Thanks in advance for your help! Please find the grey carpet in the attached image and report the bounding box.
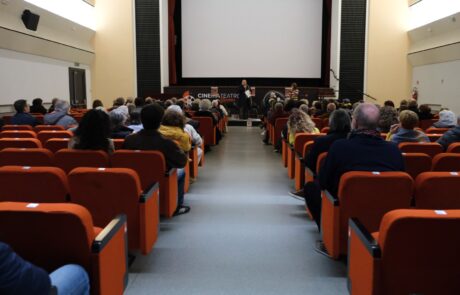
[125,127,347,295]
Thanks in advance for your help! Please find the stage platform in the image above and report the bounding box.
[228,118,262,127]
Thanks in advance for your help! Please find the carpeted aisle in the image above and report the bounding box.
[125,127,347,295]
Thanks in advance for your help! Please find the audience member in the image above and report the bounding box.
[30,98,47,114]
[319,103,336,119]
[290,82,300,99]
[377,106,398,133]
[69,109,114,154]
[386,110,429,144]
[437,123,460,151]
[48,98,59,113]
[433,110,457,128]
[268,102,288,125]
[0,241,90,295]
[11,99,40,126]
[127,110,143,133]
[108,97,125,112]
[287,109,319,145]
[159,108,192,152]
[109,110,132,139]
[384,100,395,108]
[398,99,409,112]
[44,100,77,129]
[122,103,189,216]
[195,99,222,145]
[92,99,104,110]
[418,104,434,120]
[407,99,420,117]
[145,97,154,105]
[306,103,404,230]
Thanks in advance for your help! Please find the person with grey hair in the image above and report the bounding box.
[109,110,133,139]
[44,99,77,129]
[308,103,404,233]
[433,110,457,128]
[194,98,222,146]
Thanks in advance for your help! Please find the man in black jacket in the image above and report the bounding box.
[306,103,404,230]
[123,103,190,215]
[10,99,40,126]
[437,124,460,151]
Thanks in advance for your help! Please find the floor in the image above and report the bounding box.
[125,127,347,295]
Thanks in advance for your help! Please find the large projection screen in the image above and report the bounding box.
[181,0,323,79]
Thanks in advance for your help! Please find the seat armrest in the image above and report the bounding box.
[140,182,159,203]
[165,168,176,177]
[306,167,316,179]
[295,151,303,161]
[92,214,127,252]
[324,190,340,206]
[349,218,381,258]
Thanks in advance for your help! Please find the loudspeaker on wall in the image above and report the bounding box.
[22,9,40,31]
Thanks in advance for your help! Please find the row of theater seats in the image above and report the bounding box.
[265,118,460,293]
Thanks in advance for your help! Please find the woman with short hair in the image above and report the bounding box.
[387,110,429,144]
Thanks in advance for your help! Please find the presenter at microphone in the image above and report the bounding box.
[238,79,251,119]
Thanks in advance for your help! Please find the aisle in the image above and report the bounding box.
[126,127,347,295]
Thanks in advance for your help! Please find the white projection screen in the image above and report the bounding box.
[181,0,323,79]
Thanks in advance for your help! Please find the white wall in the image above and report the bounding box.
[160,0,169,91]
[0,48,91,113]
[412,60,460,114]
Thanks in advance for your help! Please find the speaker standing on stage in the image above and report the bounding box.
[238,79,251,119]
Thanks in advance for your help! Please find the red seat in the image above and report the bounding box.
[312,118,323,130]
[55,149,110,173]
[426,127,450,134]
[0,138,42,150]
[69,167,159,255]
[37,130,73,145]
[0,166,69,202]
[2,125,33,131]
[193,117,216,146]
[432,153,460,171]
[402,152,432,179]
[320,127,330,133]
[34,125,65,132]
[111,150,178,218]
[44,138,71,153]
[427,134,442,142]
[0,202,128,295]
[290,133,322,181]
[348,209,460,295]
[0,130,37,139]
[0,148,55,167]
[113,139,124,150]
[419,119,438,130]
[399,142,443,158]
[322,171,413,259]
[415,172,460,209]
[447,142,460,153]
[273,117,288,147]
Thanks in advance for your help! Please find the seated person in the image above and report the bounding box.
[418,104,434,120]
[377,106,398,133]
[268,102,288,126]
[68,109,114,154]
[44,100,77,129]
[386,110,429,144]
[30,98,47,114]
[437,123,460,151]
[127,110,143,133]
[433,110,457,128]
[92,99,106,112]
[159,108,192,153]
[287,109,319,145]
[122,103,190,216]
[109,110,133,139]
[11,99,40,126]
[318,103,336,119]
[194,99,222,145]
[0,241,89,295]
[306,103,404,230]
[47,98,58,113]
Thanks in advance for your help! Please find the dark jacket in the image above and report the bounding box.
[122,129,188,169]
[30,105,47,115]
[437,126,460,151]
[0,242,51,295]
[10,113,39,126]
[194,111,218,125]
[110,126,133,139]
[319,132,405,196]
[238,85,250,106]
[305,131,349,174]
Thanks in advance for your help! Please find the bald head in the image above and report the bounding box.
[352,103,380,130]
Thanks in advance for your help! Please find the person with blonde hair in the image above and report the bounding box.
[386,110,429,144]
[159,108,191,152]
[287,108,319,145]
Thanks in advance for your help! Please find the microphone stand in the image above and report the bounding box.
[330,69,378,102]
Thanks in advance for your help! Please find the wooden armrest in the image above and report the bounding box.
[349,218,381,258]
[92,214,127,252]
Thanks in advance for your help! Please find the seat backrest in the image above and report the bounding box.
[378,209,460,294]
[274,118,288,144]
[447,142,460,153]
[0,138,42,150]
[402,152,432,179]
[316,152,328,174]
[312,118,323,130]
[419,119,438,130]
[193,117,214,146]
[427,134,442,142]
[432,153,460,172]
[0,202,94,273]
[44,138,71,153]
[399,142,443,158]
[111,150,166,190]
[426,127,450,134]
[415,172,460,209]
[2,115,12,124]
[0,166,69,203]
[37,130,73,145]
[338,171,413,251]
[34,125,65,133]
[0,130,37,139]
[320,127,330,133]
[113,139,124,150]
[294,133,323,155]
[68,167,141,248]
[0,148,55,167]
[2,125,33,131]
[55,149,110,173]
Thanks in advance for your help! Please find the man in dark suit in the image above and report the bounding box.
[305,103,404,230]
[238,79,250,119]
